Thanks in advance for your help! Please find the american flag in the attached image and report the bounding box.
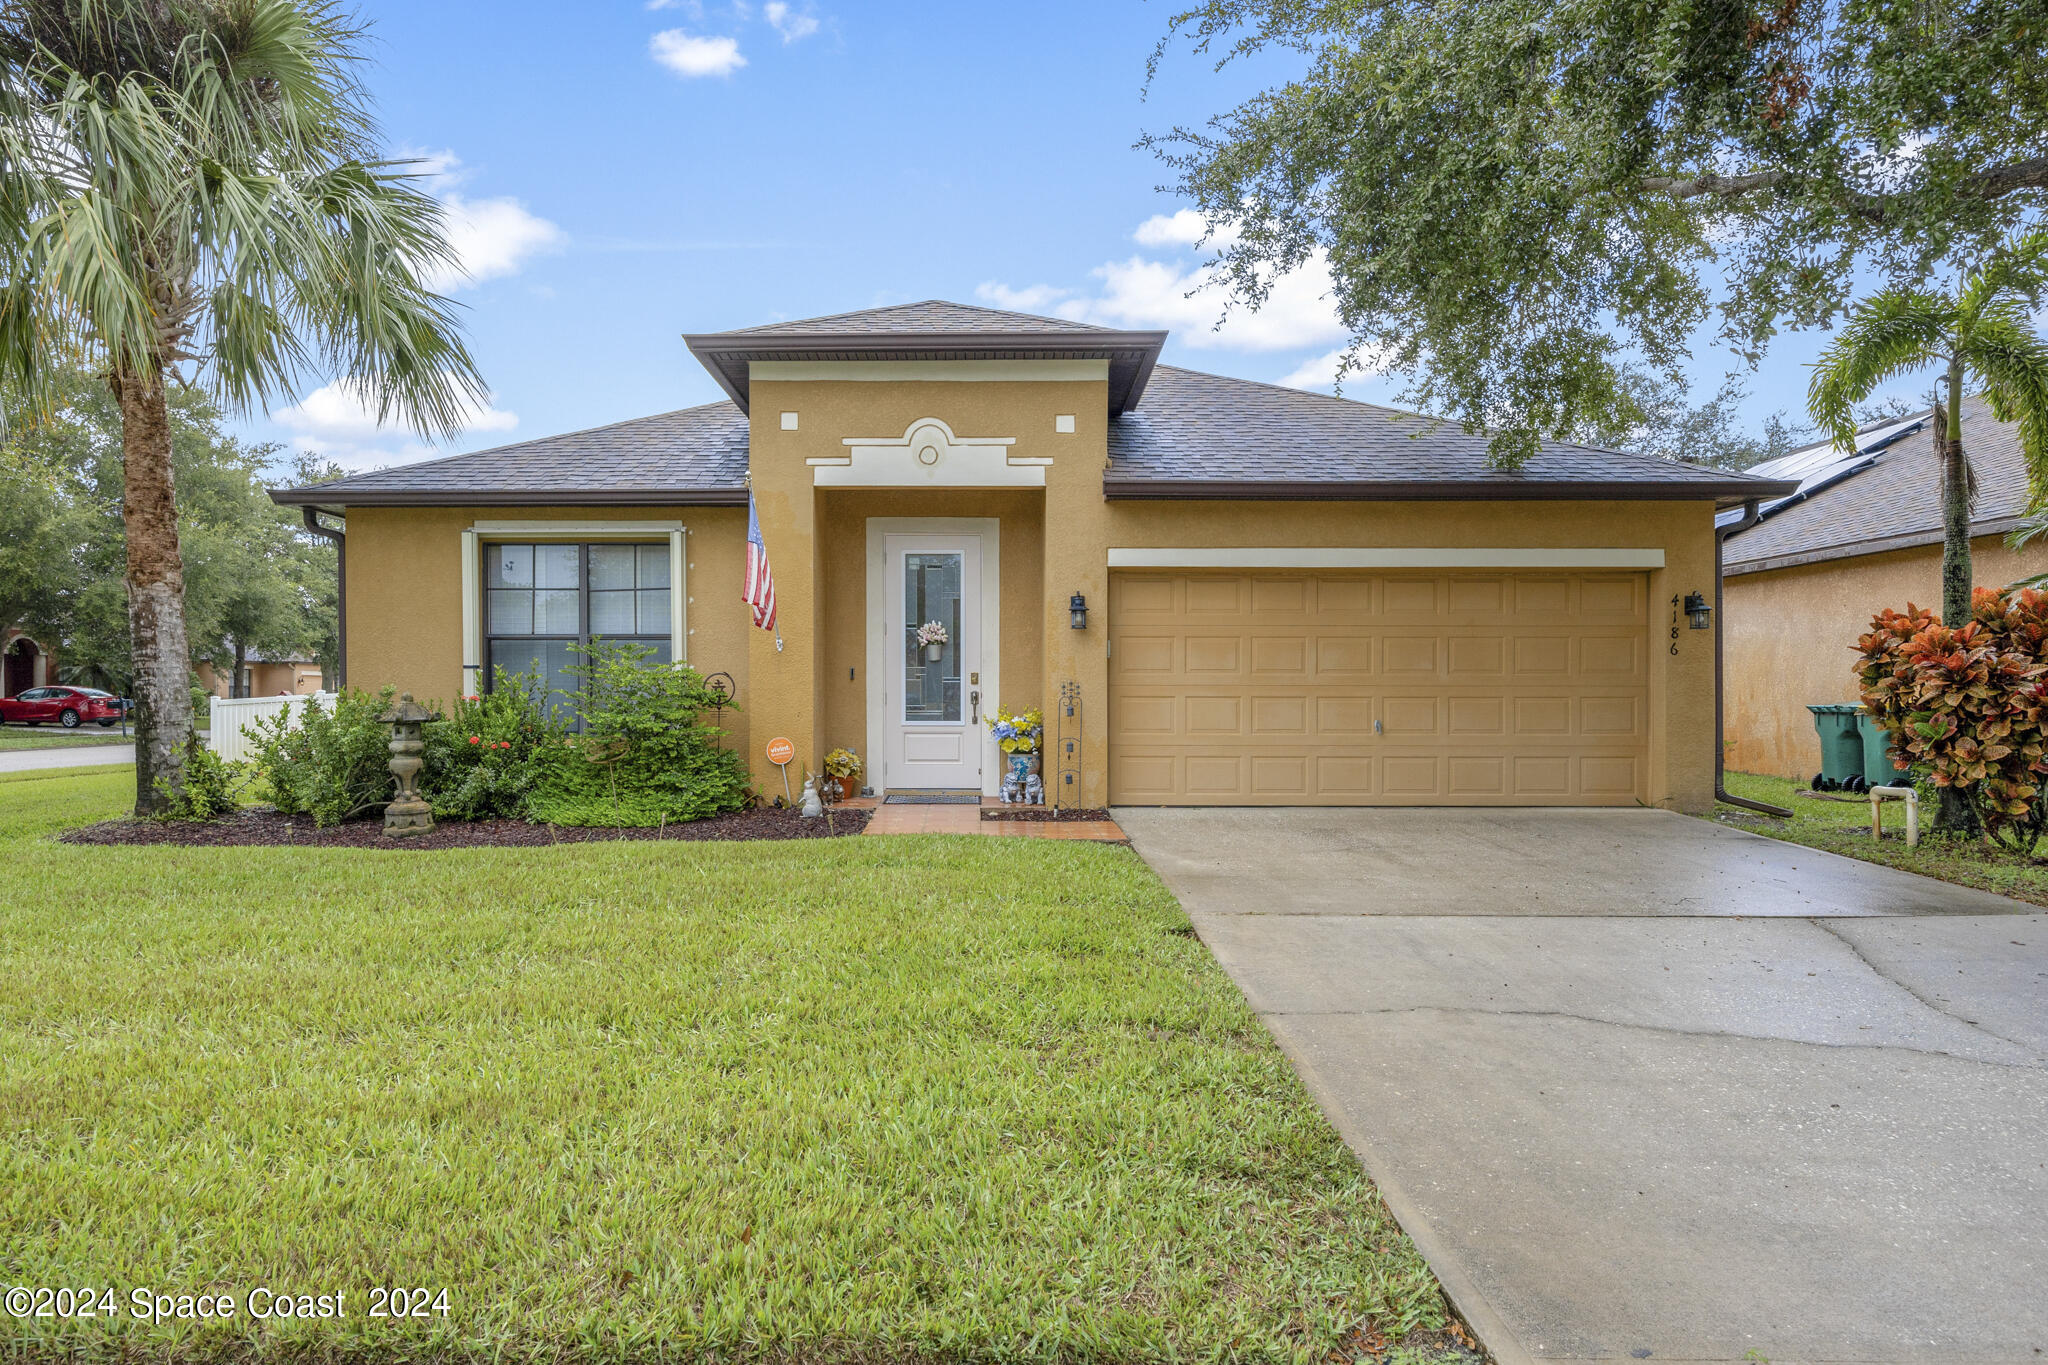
[744,494,777,632]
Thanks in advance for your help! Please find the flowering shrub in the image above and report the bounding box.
[421,671,564,822]
[915,620,949,648]
[1856,588,2048,852]
[986,705,1043,755]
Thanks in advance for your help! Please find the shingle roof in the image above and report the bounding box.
[268,402,749,507]
[267,352,1800,510]
[1104,367,1797,503]
[712,300,1117,336]
[1724,395,2031,572]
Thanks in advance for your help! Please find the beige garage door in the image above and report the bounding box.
[1108,570,1650,805]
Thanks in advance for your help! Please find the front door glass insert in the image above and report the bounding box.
[902,552,962,723]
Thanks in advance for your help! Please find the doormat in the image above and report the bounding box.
[883,791,981,805]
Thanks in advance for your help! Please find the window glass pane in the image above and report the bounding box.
[489,639,579,723]
[903,551,962,723]
[589,544,636,590]
[487,589,533,635]
[533,588,580,634]
[487,544,532,589]
[534,544,581,589]
[589,590,635,636]
[622,638,673,666]
[637,544,670,589]
[637,589,670,633]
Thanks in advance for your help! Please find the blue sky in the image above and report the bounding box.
[251,0,1900,471]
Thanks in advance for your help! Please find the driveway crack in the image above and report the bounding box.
[1809,919,2036,1052]
[1258,1005,2046,1071]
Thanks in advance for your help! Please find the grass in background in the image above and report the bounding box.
[0,766,1449,1364]
[1716,770,2048,905]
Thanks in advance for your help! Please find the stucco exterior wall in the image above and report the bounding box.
[341,503,750,752]
[745,376,1103,796]
[1724,534,2048,780]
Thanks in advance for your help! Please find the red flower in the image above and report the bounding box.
[468,735,481,745]
[498,741,511,750]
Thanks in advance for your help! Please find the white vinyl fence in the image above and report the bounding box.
[208,692,337,764]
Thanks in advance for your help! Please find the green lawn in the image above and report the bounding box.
[0,723,134,750]
[1717,770,2048,905]
[0,765,1450,1364]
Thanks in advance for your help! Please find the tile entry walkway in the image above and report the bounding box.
[845,796,1126,841]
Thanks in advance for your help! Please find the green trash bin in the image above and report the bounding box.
[1807,703,1866,790]
[1856,711,1900,787]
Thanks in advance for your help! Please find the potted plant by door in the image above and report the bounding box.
[986,706,1044,803]
[822,747,862,803]
[916,620,948,662]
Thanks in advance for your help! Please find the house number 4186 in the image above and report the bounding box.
[1668,595,1683,655]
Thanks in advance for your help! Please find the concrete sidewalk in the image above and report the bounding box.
[0,743,135,773]
[1119,807,2048,1365]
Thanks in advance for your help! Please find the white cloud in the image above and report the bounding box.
[650,29,746,77]
[431,194,566,291]
[1132,209,1235,250]
[275,380,519,472]
[1277,349,1355,390]
[645,0,699,11]
[979,209,1347,352]
[764,1,819,41]
[394,147,564,293]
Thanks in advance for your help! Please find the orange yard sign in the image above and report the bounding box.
[765,736,796,767]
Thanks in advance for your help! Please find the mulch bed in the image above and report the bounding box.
[980,807,1115,822]
[59,805,872,849]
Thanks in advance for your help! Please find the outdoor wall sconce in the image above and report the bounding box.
[1684,591,1712,629]
[1069,591,1089,630]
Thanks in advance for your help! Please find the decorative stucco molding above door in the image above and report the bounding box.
[810,416,1050,487]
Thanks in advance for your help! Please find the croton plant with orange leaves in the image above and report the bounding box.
[1856,588,2048,852]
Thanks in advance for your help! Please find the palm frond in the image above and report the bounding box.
[1807,289,1951,448]
[1959,225,2048,328]
[0,0,484,437]
[1968,309,2048,510]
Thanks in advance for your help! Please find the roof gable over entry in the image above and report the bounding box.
[682,300,1167,416]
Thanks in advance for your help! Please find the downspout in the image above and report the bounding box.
[301,507,345,690]
[1715,498,1792,817]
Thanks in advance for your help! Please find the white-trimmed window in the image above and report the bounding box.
[462,522,687,706]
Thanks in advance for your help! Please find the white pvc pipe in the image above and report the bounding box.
[1868,785,1919,849]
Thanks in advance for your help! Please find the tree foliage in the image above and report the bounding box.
[1148,0,2048,463]
[0,365,337,687]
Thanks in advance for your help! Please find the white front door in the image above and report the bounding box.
[882,533,983,792]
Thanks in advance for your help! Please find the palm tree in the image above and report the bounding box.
[0,0,485,813]
[1809,229,2048,830]
[1810,229,2048,628]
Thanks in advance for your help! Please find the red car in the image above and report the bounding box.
[0,686,126,728]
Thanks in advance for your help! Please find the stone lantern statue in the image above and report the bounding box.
[378,692,439,838]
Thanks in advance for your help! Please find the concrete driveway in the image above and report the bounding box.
[1118,808,2048,1365]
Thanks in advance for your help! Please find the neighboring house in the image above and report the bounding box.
[2,628,56,700]
[195,652,328,699]
[1722,395,2045,781]
[269,301,1792,810]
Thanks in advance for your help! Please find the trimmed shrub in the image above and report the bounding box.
[421,671,565,821]
[153,739,243,821]
[1857,588,2048,852]
[528,642,751,827]
[244,687,397,828]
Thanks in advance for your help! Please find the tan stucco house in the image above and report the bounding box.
[270,301,1793,811]
[1723,395,2045,781]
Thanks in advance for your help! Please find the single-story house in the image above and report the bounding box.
[1723,395,2045,781]
[270,301,1794,810]
[3,628,56,699]
[195,652,328,699]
